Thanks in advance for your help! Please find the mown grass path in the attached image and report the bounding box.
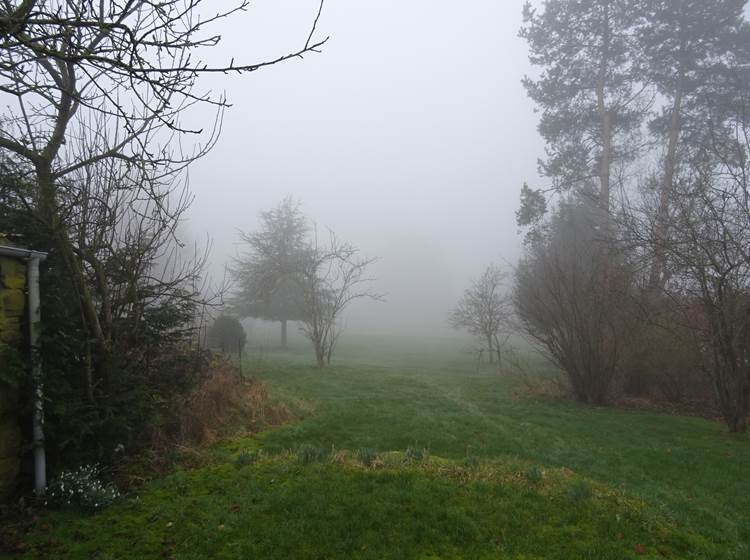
[15,336,750,559]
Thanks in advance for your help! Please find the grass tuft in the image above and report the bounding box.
[567,480,593,504]
[297,444,329,465]
[523,465,544,485]
[234,450,261,468]
[355,447,378,467]
[404,445,428,463]
[464,455,480,469]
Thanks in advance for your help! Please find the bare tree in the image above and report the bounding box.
[297,229,380,368]
[0,0,327,357]
[450,265,510,365]
[660,88,750,432]
[56,132,220,396]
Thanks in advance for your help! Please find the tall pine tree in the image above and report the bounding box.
[638,0,750,289]
[521,0,646,216]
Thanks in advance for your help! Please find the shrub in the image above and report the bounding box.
[206,315,247,354]
[514,198,636,405]
[45,464,120,511]
[618,300,714,409]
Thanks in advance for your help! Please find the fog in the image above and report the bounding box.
[186,1,544,336]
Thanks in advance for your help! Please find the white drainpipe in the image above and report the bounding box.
[0,245,48,496]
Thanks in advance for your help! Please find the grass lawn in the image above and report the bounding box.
[11,335,750,559]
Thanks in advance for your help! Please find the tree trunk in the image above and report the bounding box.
[326,339,334,366]
[315,343,325,368]
[487,335,494,364]
[89,256,113,339]
[280,319,288,349]
[37,165,106,348]
[595,7,613,294]
[649,68,685,292]
[494,334,503,367]
[727,381,749,433]
[84,337,94,403]
[729,415,748,434]
[596,4,612,218]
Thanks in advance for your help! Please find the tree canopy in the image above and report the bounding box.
[232,198,310,347]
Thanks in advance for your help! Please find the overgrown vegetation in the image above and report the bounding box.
[0,0,327,496]
[297,444,329,465]
[2,183,216,470]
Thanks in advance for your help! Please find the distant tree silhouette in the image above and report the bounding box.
[451,266,510,364]
[232,198,309,348]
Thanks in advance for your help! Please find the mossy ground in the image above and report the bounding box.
[9,335,749,559]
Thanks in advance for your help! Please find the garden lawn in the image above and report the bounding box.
[14,335,750,559]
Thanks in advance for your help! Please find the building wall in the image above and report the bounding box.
[0,254,25,500]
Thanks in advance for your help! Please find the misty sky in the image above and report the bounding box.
[187,0,545,337]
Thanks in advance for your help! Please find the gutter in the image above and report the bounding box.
[0,244,48,496]
[0,245,48,262]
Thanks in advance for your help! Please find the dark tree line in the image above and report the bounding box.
[516,0,750,431]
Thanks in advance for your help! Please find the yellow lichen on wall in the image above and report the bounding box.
[0,254,25,500]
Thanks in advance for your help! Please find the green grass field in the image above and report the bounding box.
[14,335,750,559]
